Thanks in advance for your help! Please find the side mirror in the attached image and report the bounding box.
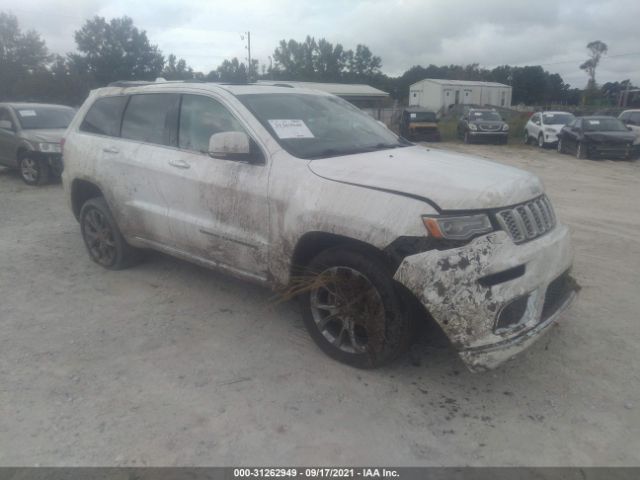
[208,131,258,163]
[0,120,13,130]
[628,126,633,131]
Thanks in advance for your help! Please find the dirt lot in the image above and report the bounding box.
[1,142,639,466]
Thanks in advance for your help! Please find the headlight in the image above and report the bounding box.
[422,214,493,241]
[468,124,478,131]
[38,142,62,153]
[502,124,509,131]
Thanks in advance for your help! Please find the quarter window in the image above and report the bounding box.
[179,95,246,153]
[121,94,179,146]
[80,96,128,137]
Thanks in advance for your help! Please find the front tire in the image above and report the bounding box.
[464,131,473,144]
[576,141,588,159]
[538,134,545,148]
[523,130,530,145]
[300,247,412,368]
[18,153,49,186]
[79,197,140,270]
[557,138,565,154]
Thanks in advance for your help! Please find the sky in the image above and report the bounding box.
[4,0,640,88]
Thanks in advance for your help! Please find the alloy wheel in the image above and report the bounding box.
[20,157,39,183]
[309,266,385,354]
[82,208,117,267]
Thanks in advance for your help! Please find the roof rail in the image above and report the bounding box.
[107,80,154,87]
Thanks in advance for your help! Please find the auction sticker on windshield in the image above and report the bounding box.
[268,119,315,139]
[18,110,37,117]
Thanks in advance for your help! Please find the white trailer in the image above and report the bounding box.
[409,79,512,114]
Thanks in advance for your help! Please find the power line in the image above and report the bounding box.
[530,51,640,67]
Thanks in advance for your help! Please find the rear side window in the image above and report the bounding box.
[80,96,128,137]
[121,94,179,146]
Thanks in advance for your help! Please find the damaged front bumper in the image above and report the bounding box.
[393,225,576,372]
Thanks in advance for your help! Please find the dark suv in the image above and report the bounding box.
[457,108,509,144]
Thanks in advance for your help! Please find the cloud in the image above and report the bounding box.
[5,0,640,87]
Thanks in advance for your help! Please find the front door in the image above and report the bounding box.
[0,107,19,166]
[155,93,271,280]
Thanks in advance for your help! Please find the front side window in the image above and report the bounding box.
[178,95,246,153]
[16,106,75,130]
[80,96,128,137]
[630,113,640,125]
[238,93,406,159]
[0,108,14,129]
[121,94,179,146]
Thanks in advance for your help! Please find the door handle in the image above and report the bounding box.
[103,147,119,154]
[168,159,190,169]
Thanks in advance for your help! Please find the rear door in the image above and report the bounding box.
[107,92,181,244]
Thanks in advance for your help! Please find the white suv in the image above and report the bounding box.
[524,111,575,148]
[619,110,640,142]
[62,81,576,371]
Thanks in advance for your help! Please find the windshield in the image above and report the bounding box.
[408,112,436,122]
[542,113,575,125]
[237,93,407,159]
[583,118,628,132]
[15,106,75,129]
[470,111,502,122]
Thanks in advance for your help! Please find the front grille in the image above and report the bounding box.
[479,124,500,131]
[495,195,556,244]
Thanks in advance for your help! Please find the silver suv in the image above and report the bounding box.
[62,81,577,371]
[0,102,75,185]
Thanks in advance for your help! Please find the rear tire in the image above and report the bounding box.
[79,197,141,270]
[18,153,49,186]
[300,247,412,368]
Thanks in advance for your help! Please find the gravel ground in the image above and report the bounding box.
[0,142,638,466]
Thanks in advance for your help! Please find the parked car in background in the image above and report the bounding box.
[399,108,441,141]
[618,109,640,141]
[0,102,76,185]
[62,81,576,372]
[557,116,639,160]
[457,108,509,144]
[524,111,575,148]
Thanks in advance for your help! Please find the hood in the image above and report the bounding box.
[308,145,544,211]
[20,129,65,143]
[584,131,636,143]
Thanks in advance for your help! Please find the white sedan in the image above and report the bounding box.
[524,111,575,148]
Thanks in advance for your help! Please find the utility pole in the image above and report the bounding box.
[243,31,252,83]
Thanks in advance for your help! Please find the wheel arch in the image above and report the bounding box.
[289,231,393,280]
[71,179,104,220]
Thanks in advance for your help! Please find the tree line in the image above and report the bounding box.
[0,12,635,108]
